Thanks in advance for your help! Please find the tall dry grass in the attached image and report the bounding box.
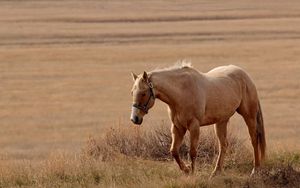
[0,123,299,187]
[84,124,251,167]
[1,0,300,159]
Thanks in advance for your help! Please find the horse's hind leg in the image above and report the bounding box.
[243,116,261,175]
[170,124,189,173]
[211,119,229,177]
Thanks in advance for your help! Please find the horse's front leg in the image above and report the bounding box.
[189,120,200,173]
[170,125,189,173]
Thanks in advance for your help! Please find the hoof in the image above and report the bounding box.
[182,165,191,174]
[250,167,261,178]
[209,170,222,179]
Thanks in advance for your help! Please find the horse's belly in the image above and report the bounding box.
[200,109,236,126]
[200,98,240,126]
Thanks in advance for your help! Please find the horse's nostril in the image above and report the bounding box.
[134,116,139,123]
[131,118,135,123]
[131,116,139,124]
[131,116,143,125]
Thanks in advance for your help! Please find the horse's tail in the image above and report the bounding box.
[256,101,266,161]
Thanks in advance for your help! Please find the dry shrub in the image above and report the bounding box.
[251,165,300,188]
[83,126,175,161]
[83,124,250,167]
[251,152,300,188]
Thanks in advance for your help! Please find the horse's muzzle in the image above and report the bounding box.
[131,115,143,125]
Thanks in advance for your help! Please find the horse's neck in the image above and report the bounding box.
[150,71,180,107]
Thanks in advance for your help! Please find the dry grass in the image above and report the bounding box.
[1,0,300,160]
[0,124,299,188]
[84,123,250,166]
[1,0,300,187]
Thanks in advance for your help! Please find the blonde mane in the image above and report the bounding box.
[150,60,192,73]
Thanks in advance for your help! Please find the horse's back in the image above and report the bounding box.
[207,65,246,79]
[207,65,257,90]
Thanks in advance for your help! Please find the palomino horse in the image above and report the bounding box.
[130,63,266,177]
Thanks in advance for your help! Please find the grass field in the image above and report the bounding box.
[1,0,300,187]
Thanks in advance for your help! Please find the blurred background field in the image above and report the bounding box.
[0,1,300,186]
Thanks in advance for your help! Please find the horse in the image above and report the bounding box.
[130,63,266,177]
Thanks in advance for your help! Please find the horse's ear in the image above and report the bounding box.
[142,71,148,81]
[131,72,138,81]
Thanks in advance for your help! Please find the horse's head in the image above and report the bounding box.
[130,71,155,125]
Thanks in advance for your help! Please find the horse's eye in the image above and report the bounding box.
[142,93,146,97]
